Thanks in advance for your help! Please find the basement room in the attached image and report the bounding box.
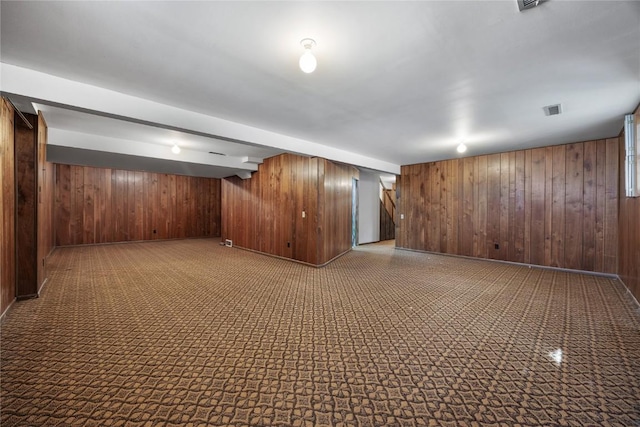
[1,1,639,426]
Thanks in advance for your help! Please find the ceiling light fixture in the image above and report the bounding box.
[457,143,467,153]
[299,38,317,73]
[171,144,181,154]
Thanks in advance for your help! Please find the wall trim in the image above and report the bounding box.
[394,246,619,279]
[55,236,222,249]
[617,275,640,309]
[229,244,352,268]
[0,298,16,320]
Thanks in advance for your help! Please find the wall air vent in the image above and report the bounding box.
[543,104,562,116]
[518,0,545,12]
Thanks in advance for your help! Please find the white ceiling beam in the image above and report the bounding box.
[1,64,401,174]
[47,128,259,171]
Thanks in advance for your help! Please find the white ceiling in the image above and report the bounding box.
[1,1,639,177]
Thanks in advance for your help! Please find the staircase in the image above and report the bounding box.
[380,184,395,241]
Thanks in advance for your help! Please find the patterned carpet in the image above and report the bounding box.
[1,239,639,426]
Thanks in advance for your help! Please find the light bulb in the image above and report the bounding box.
[299,51,317,73]
[172,144,181,154]
[299,38,317,73]
[457,143,467,153]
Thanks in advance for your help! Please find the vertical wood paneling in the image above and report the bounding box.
[603,138,619,274]
[476,156,488,259]
[36,112,54,290]
[524,150,532,264]
[15,113,38,297]
[529,148,546,266]
[543,146,553,266]
[582,140,597,271]
[74,166,84,245]
[319,158,358,264]
[618,107,640,299]
[308,157,319,265]
[594,140,607,272]
[501,153,511,260]
[221,154,355,266]
[398,139,619,273]
[461,157,474,257]
[564,143,584,270]
[514,150,526,263]
[55,164,71,247]
[551,145,566,267]
[54,165,221,245]
[14,112,53,298]
[1,99,16,315]
[487,154,501,259]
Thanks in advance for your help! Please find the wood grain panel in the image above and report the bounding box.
[513,150,526,263]
[618,107,638,300]
[319,158,358,264]
[529,148,546,266]
[380,200,395,241]
[13,111,53,298]
[36,112,54,291]
[603,138,619,274]
[564,143,584,270]
[54,165,221,245]
[487,154,501,259]
[221,154,356,266]
[1,99,16,316]
[550,145,565,268]
[398,139,619,273]
[461,157,474,256]
[15,113,38,298]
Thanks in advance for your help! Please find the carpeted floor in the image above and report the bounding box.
[1,239,639,426]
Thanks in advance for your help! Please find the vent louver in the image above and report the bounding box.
[518,0,545,11]
[543,104,562,116]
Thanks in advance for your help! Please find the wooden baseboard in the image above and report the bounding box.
[394,246,619,279]
[0,298,16,320]
[229,245,352,268]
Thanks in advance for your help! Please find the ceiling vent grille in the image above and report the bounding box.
[518,0,545,12]
[543,104,562,116]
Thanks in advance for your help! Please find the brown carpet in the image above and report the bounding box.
[1,239,639,426]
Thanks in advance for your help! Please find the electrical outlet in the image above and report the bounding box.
[494,243,500,250]
[287,242,291,248]
[302,211,306,218]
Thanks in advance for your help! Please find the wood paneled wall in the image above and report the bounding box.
[618,106,640,301]
[318,159,358,264]
[397,139,619,273]
[15,112,53,298]
[1,99,16,316]
[55,165,221,246]
[222,153,357,266]
[37,113,54,290]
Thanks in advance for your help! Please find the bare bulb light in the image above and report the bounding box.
[457,143,467,153]
[172,144,181,154]
[299,38,317,73]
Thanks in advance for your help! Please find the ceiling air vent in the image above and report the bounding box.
[518,0,545,12]
[543,104,562,116]
[209,151,226,156]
